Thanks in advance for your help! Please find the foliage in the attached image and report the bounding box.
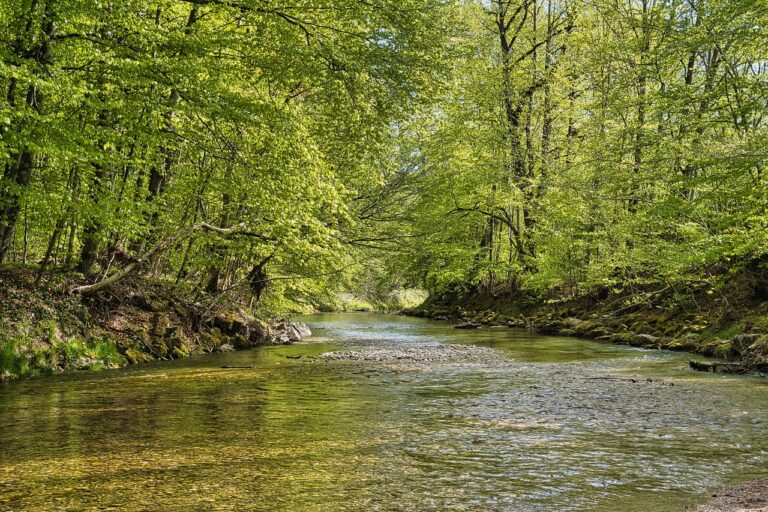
[1,0,766,313]
[384,0,768,300]
[0,0,448,308]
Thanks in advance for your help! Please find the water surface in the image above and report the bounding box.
[0,313,766,511]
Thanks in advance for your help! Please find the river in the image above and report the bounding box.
[0,313,766,511]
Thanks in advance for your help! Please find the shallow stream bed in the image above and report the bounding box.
[1,313,766,511]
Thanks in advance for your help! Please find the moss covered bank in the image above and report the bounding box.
[0,268,310,381]
[405,272,768,374]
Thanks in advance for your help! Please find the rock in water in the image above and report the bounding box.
[629,334,659,347]
[293,322,312,338]
[270,320,312,344]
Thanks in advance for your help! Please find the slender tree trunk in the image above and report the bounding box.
[22,205,28,264]
[64,221,77,269]
[0,0,55,265]
[79,163,107,274]
[629,73,645,212]
[37,217,65,281]
[138,6,199,259]
[525,1,538,181]
[540,0,556,187]
[629,0,651,213]
[205,185,233,293]
[37,168,77,280]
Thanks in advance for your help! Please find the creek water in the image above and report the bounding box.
[0,313,766,511]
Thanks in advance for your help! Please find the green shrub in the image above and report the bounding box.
[0,337,45,380]
[1,335,126,381]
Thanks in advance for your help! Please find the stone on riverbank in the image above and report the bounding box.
[629,334,659,347]
[410,299,768,373]
[731,334,762,355]
[211,310,312,346]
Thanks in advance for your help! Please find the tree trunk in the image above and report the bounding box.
[37,216,65,282]
[495,0,533,268]
[72,222,271,295]
[0,151,35,264]
[79,164,107,274]
[629,0,650,212]
[0,0,55,265]
[137,7,198,258]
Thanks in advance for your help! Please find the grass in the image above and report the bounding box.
[697,323,743,342]
[0,333,126,381]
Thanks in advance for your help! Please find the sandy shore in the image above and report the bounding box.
[698,479,768,511]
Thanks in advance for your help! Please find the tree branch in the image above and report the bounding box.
[71,222,273,295]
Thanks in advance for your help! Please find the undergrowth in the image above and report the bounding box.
[0,333,126,381]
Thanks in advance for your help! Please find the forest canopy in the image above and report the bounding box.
[1,0,766,311]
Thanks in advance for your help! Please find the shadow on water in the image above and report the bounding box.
[0,312,765,511]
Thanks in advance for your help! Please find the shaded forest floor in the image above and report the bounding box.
[0,267,309,381]
[406,259,768,374]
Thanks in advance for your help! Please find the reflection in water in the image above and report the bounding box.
[0,313,766,511]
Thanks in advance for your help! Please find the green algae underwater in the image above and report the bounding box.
[0,313,766,511]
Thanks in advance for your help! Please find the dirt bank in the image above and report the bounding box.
[698,478,768,511]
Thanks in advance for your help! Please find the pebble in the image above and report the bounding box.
[311,344,499,363]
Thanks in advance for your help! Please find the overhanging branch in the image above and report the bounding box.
[71,222,273,295]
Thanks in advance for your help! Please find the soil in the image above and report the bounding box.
[698,479,768,511]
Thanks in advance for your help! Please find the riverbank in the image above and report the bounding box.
[0,267,310,381]
[404,272,768,374]
[699,478,768,511]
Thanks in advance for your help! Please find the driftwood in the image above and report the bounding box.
[71,222,272,295]
[689,360,749,374]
